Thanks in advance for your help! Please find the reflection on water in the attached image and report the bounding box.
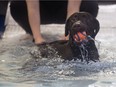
[1,80,116,87]
[0,80,96,87]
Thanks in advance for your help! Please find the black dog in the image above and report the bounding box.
[30,12,100,62]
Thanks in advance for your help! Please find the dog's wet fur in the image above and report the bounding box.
[31,12,100,62]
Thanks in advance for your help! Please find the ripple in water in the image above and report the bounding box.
[0,38,116,84]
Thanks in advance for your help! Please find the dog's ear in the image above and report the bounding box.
[91,18,100,38]
[85,13,100,38]
[65,19,70,36]
[68,33,74,45]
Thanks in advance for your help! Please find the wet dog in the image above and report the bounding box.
[31,12,100,62]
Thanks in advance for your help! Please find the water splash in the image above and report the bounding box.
[87,35,101,50]
[79,44,89,62]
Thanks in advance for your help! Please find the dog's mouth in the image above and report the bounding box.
[72,31,88,45]
[72,32,101,48]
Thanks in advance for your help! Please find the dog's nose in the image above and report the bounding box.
[71,22,87,33]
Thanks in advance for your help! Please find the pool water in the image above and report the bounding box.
[0,5,116,87]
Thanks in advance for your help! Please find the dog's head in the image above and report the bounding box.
[65,12,100,45]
